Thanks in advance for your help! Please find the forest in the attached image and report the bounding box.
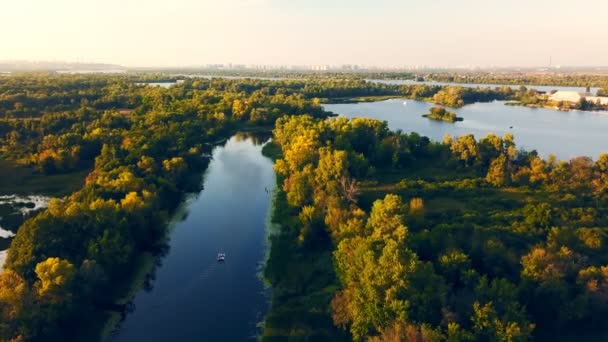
[0,74,607,341]
[130,69,608,97]
[416,72,608,92]
[263,116,608,341]
[0,74,327,341]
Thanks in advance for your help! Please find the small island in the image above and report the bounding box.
[422,106,463,122]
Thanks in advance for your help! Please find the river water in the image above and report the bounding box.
[324,99,608,160]
[112,134,276,341]
[108,93,608,341]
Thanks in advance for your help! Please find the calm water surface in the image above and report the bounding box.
[324,99,608,160]
[113,134,275,341]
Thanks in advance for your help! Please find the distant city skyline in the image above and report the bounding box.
[5,60,608,72]
[1,0,607,68]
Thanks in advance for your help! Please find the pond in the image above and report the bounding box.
[111,133,276,341]
[0,195,51,271]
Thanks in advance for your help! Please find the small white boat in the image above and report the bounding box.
[403,101,407,106]
[217,253,226,262]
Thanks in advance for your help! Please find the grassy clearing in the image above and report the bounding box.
[356,157,566,222]
[0,159,89,196]
[425,197,468,213]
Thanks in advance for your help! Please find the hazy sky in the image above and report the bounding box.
[1,0,607,67]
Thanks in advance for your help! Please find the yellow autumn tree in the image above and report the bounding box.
[121,191,146,212]
[34,257,75,304]
[0,270,29,341]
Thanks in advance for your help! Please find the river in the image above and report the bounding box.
[324,99,608,160]
[112,133,276,341]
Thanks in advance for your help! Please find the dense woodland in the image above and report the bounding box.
[131,69,608,97]
[0,74,327,341]
[417,72,608,94]
[264,115,608,341]
[0,74,607,341]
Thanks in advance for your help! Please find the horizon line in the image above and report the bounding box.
[3,59,608,72]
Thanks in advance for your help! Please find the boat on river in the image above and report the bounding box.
[217,253,226,262]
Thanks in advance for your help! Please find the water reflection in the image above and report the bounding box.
[324,99,608,160]
[233,131,273,145]
[112,134,275,341]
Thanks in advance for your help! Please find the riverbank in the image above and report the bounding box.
[505,101,608,113]
[0,153,94,273]
[261,185,348,341]
[106,131,279,342]
[73,128,267,341]
[78,252,156,341]
[81,172,210,342]
[260,142,349,341]
[322,95,403,104]
[96,183,219,341]
[0,160,86,266]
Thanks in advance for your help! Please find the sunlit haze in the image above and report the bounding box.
[1,0,607,67]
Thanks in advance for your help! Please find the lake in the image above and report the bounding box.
[367,79,601,95]
[324,99,608,160]
[112,134,275,341]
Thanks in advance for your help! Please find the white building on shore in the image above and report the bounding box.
[549,91,608,105]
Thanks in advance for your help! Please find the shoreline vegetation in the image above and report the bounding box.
[265,113,608,341]
[422,106,463,123]
[321,95,403,104]
[0,160,90,196]
[411,72,608,91]
[123,69,608,91]
[506,97,608,112]
[0,74,329,341]
[104,127,276,342]
[0,73,607,341]
[320,84,608,112]
[261,140,350,341]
